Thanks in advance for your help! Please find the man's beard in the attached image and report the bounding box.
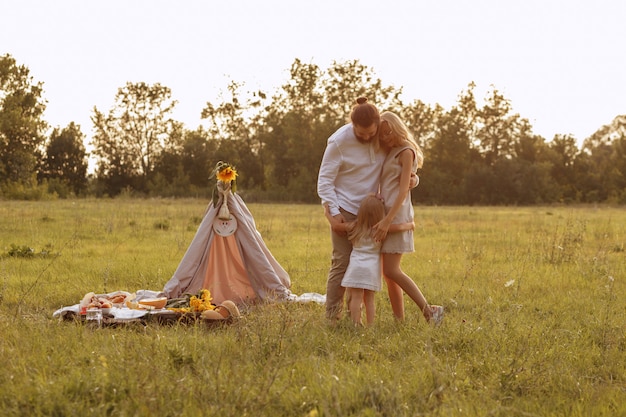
[355,134,374,144]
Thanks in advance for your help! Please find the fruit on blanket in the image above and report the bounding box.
[201,309,224,320]
[108,293,127,305]
[138,297,167,309]
[79,291,132,312]
[80,292,114,311]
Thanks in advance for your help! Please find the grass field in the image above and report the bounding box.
[0,199,624,416]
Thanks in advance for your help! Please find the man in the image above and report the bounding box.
[317,97,386,320]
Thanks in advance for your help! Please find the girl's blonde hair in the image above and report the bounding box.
[380,111,424,168]
[347,194,385,244]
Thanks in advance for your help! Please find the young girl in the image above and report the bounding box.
[326,194,414,326]
[373,111,444,325]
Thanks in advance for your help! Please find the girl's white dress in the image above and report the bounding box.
[381,146,417,254]
[341,236,382,291]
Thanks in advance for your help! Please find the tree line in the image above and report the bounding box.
[1,53,625,204]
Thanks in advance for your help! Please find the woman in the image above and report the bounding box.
[373,111,444,325]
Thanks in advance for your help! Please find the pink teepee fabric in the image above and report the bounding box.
[162,192,292,305]
[203,233,256,303]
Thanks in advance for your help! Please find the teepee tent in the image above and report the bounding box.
[162,164,292,305]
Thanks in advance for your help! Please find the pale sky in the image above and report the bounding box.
[2,0,625,146]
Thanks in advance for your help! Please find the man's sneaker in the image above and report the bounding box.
[430,305,444,326]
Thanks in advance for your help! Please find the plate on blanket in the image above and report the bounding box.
[112,309,148,321]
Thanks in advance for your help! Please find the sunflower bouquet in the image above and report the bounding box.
[211,161,238,220]
[211,161,238,207]
[214,161,238,184]
[166,289,216,313]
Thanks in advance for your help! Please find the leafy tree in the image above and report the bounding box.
[180,127,219,189]
[0,54,47,185]
[41,122,88,195]
[475,86,522,165]
[421,84,477,204]
[323,59,403,121]
[609,134,626,202]
[201,81,268,191]
[578,115,626,202]
[400,100,442,148]
[262,59,404,201]
[91,82,181,195]
[261,60,326,198]
[546,134,580,202]
[505,122,559,204]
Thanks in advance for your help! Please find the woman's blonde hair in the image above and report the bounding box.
[380,111,424,168]
[347,194,385,244]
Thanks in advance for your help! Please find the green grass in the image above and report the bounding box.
[1,199,624,416]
